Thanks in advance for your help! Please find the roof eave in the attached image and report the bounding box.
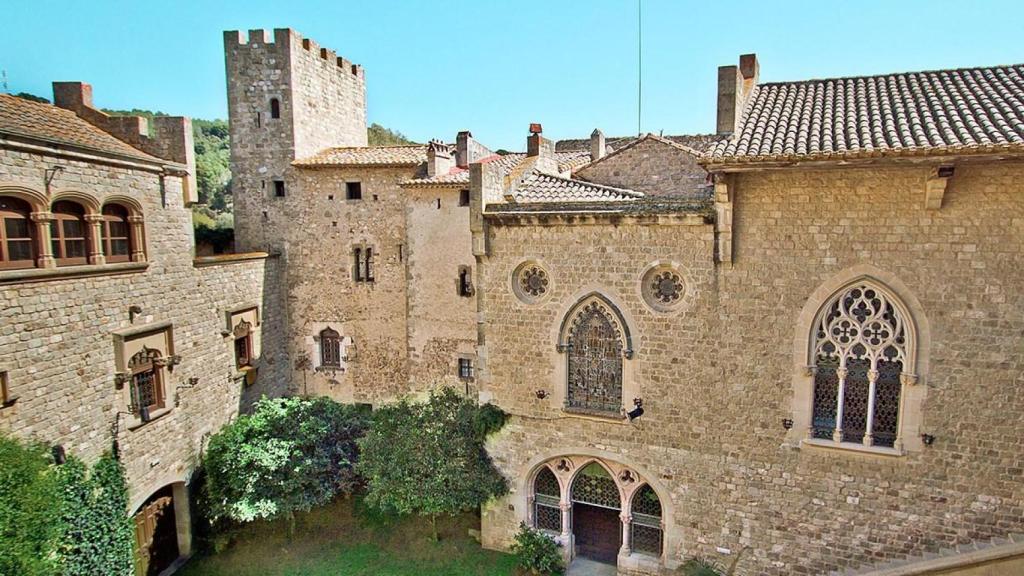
[0,130,186,173]
[703,146,1024,172]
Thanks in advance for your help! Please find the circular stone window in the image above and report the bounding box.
[641,265,688,312]
[512,261,551,304]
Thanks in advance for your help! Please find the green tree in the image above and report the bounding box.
[357,388,508,541]
[0,435,62,576]
[511,523,564,575]
[203,396,369,533]
[13,92,50,104]
[57,453,134,576]
[367,123,417,146]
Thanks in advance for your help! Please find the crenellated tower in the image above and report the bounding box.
[224,28,367,251]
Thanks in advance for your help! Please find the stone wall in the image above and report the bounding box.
[575,137,710,198]
[285,166,412,405]
[0,145,288,510]
[478,161,1024,575]
[405,185,477,393]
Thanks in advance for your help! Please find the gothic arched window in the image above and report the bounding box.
[810,281,913,448]
[560,295,631,415]
[320,327,341,368]
[630,484,663,556]
[533,466,561,533]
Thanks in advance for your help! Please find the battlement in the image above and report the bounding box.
[223,28,364,79]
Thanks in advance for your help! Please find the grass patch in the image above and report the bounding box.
[179,496,517,576]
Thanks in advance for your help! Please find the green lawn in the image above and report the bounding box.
[178,497,519,576]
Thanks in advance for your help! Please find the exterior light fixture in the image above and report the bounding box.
[921,433,936,446]
[937,166,955,178]
[535,389,549,399]
[627,398,644,421]
[782,418,794,430]
[51,444,66,465]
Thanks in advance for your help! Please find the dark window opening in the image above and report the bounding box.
[346,182,362,200]
[270,98,281,119]
[319,327,342,368]
[459,189,470,206]
[373,194,379,202]
[436,198,441,209]
[458,266,473,297]
[458,358,474,380]
[255,112,261,128]
[273,180,286,198]
[0,371,10,407]
[353,246,374,283]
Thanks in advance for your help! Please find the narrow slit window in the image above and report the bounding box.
[270,98,281,119]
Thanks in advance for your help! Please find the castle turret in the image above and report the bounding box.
[224,28,367,251]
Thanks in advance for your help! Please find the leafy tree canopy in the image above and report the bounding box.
[367,123,417,146]
[203,396,370,527]
[357,388,508,540]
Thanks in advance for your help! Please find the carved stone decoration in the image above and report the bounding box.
[557,458,573,473]
[641,264,689,313]
[512,261,551,304]
[619,469,636,484]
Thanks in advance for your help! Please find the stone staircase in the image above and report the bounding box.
[831,533,1024,576]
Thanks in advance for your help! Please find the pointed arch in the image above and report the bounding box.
[557,293,633,415]
[557,292,633,354]
[531,465,562,533]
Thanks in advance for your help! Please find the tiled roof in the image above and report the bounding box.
[512,171,643,203]
[556,133,725,154]
[295,145,427,167]
[402,151,599,187]
[0,94,163,163]
[403,167,470,187]
[710,64,1024,164]
[555,150,592,172]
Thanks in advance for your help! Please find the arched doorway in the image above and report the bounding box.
[133,484,185,576]
[570,462,621,564]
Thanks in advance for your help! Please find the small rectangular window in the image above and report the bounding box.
[458,358,474,380]
[346,182,362,200]
[458,266,473,297]
[273,180,286,198]
[459,189,470,206]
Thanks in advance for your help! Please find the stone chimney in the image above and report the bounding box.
[590,129,606,161]
[526,123,553,158]
[716,53,759,135]
[426,139,453,177]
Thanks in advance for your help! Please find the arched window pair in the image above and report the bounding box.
[0,194,143,270]
[533,461,663,558]
[808,280,917,449]
[557,294,632,416]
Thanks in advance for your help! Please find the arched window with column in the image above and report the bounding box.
[630,484,663,556]
[100,203,131,263]
[809,281,914,448]
[533,466,562,533]
[50,200,89,266]
[0,196,35,269]
[558,294,632,416]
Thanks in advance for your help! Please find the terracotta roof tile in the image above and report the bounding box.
[556,134,725,154]
[711,63,1024,163]
[295,145,427,167]
[0,94,162,163]
[512,171,643,203]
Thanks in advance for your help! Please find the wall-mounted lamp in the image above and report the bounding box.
[627,398,644,421]
[921,433,936,446]
[782,418,794,430]
[535,389,549,400]
[51,444,66,465]
[166,354,183,372]
[128,305,143,324]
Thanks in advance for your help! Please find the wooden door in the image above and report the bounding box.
[573,502,621,564]
[133,494,174,576]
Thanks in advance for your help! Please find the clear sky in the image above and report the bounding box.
[2,0,1022,150]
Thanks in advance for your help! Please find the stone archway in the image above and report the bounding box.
[131,482,191,576]
[570,461,622,564]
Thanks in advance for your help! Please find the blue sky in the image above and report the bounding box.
[2,1,1022,150]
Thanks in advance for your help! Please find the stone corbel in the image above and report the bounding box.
[713,173,734,264]
[925,166,954,210]
[900,373,919,386]
[801,365,818,377]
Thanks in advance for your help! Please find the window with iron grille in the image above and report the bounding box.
[810,282,910,448]
[233,320,253,369]
[457,358,474,380]
[320,327,342,368]
[630,484,662,556]
[534,466,561,533]
[128,347,164,420]
[571,462,620,509]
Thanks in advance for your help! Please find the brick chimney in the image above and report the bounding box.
[716,53,759,135]
[526,123,553,158]
[426,139,453,177]
[590,128,606,161]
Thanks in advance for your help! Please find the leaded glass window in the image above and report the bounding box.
[320,327,341,368]
[128,347,163,418]
[810,282,910,448]
[565,300,625,414]
[571,462,620,509]
[533,466,561,533]
[631,485,662,556]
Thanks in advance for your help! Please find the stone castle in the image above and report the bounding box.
[0,26,1022,575]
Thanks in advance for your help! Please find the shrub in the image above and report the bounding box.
[511,523,564,575]
[357,388,508,540]
[203,396,369,530]
[57,453,134,576]
[678,558,725,576]
[0,435,62,576]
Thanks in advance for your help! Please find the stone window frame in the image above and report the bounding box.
[510,259,552,305]
[113,321,176,429]
[224,305,261,380]
[788,265,930,456]
[269,97,281,120]
[637,260,693,315]
[0,185,147,279]
[0,195,35,270]
[272,180,286,198]
[550,290,638,421]
[319,327,342,369]
[457,265,474,297]
[352,244,374,283]
[308,322,353,373]
[522,454,671,570]
[457,357,475,381]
